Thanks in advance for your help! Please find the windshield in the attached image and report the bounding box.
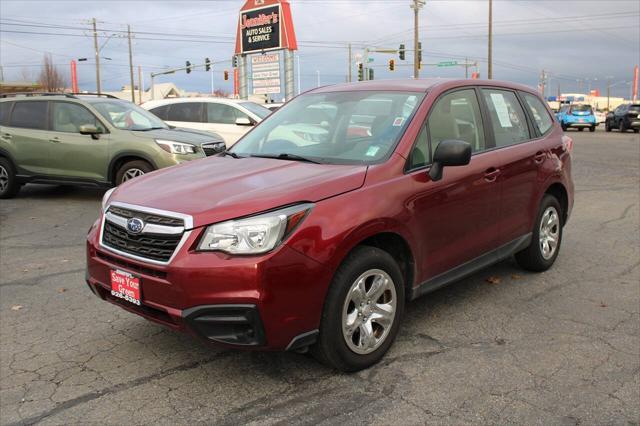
[92,100,168,131]
[629,104,640,112]
[240,102,271,120]
[570,104,593,114]
[231,91,424,165]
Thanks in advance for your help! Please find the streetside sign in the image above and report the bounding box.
[251,53,281,95]
[437,61,458,67]
[235,0,297,55]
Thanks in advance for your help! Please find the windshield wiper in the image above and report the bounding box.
[222,151,241,159]
[250,153,321,164]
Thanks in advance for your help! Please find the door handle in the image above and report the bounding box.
[533,151,546,164]
[484,167,501,183]
[49,137,61,143]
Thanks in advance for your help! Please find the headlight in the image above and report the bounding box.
[197,203,314,254]
[101,187,116,212]
[155,139,197,155]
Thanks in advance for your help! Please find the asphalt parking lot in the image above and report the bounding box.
[1,128,638,426]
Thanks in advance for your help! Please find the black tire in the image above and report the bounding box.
[561,123,568,132]
[634,129,639,133]
[578,127,584,132]
[619,121,626,133]
[589,126,596,132]
[115,160,153,185]
[312,246,405,372]
[515,194,563,272]
[0,157,21,199]
[605,121,611,132]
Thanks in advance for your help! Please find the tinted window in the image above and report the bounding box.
[9,101,48,130]
[92,100,167,131]
[569,104,593,113]
[239,102,271,119]
[409,125,429,169]
[207,103,243,124]
[428,89,485,155]
[52,102,101,133]
[167,103,204,122]
[149,105,170,120]
[628,104,640,113]
[482,89,530,147]
[522,93,553,135]
[0,102,12,126]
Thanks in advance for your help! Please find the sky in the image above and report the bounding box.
[1,0,639,99]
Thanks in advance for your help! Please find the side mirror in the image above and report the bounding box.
[79,125,102,140]
[235,117,253,126]
[428,139,472,182]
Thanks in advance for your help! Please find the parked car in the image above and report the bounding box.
[556,104,597,132]
[0,93,225,199]
[87,79,574,372]
[594,110,606,125]
[143,98,271,147]
[605,103,640,133]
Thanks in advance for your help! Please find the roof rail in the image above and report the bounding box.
[0,92,76,99]
[68,92,119,99]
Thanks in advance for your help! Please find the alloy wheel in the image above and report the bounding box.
[342,269,397,355]
[0,165,8,193]
[122,168,145,182]
[539,206,560,260]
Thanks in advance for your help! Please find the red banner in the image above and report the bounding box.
[70,60,78,93]
[633,65,638,101]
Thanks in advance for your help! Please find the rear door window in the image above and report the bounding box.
[521,92,553,135]
[9,101,48,130]
[481,89,530,147]
[0,102,13,126]
[167,103,204,122]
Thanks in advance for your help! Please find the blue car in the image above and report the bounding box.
[556,104,597,132]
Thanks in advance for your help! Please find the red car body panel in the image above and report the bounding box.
[86,79,574,351]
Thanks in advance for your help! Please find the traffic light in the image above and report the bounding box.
[357,62,364,81]
[205,58,211,72]
[223,70,229,81]
[368,68,374,81]
[232,55,238,68]
[389,59,395,71]
[399,44,405,61]
[186,61,192,74]
[417,42,422,69]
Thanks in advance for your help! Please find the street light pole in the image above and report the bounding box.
[127,25,135,102]
[488,0,493,79]
[410,0,425,79]
[92,18,101,94]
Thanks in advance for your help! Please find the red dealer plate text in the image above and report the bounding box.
[110,269,141,306]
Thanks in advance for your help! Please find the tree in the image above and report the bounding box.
[38,54,67,92]
[212,89,229,98]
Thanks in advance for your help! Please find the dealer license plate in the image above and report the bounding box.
[110,269,141,305]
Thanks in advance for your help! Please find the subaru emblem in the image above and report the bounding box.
[126,217,144,234]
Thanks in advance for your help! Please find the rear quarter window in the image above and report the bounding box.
[521,92,553,135]
[0,102,13,126]
[149,105,170,120]
[9,101,48,130]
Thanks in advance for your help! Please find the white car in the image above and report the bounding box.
[594,110,606,125]
[142,98,271,147]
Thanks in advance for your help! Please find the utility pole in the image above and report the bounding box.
[488,0,493,79]
[92,18,101,94]
[348,43,352,83]
[465,57,468,79]
[138,66,143,104]
[127,25,135,103]
[411,0,425,79]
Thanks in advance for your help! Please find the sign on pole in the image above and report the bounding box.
[251,53,281,95]
[437,61,458,67]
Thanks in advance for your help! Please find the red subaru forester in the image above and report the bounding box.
[86,79,573,371]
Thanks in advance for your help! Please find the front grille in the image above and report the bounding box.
[102,206,186,263]
[107,206,184,227]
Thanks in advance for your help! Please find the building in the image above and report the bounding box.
[0,81,43,94]
[548,93,628,112]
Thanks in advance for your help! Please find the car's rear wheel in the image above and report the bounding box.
[312,246,404,372]
[589,126,596,132]
[0,157,21,199]
[561,123,568,131]
[578,127,584,132]
[115,160,153,185]
[515,194,563,272]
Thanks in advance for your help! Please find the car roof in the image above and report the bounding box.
[142,97,251,108]
[308,78,540,95]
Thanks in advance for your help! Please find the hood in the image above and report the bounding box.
[110,156,367,228]
[128,127,224,146]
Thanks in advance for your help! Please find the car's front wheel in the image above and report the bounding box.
[589,126,596,132]
[515,194,563,272]
[115,160,153,185]
[561,122,568,131]
[0,157,21,199]
[312,246,404,372]
[605,121,611,132]
[578,127,584,132]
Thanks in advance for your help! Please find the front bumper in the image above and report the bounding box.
[86,217,331,350]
